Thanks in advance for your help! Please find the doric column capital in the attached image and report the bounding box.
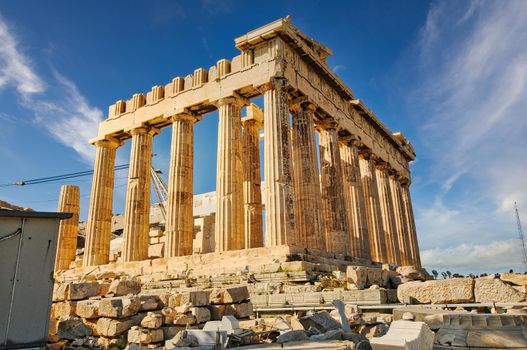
[130,125,160,137]
[170,112,200,124]
[358,147,375,160]
[317,118,338,131]
[289,96,317,115]
[399,177,411,187]
[94,137,122,149]
[339,134,362,147]
[216,94,248,109]
[259,77,289,94]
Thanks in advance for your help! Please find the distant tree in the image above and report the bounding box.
[509,269,514,273]
[469,273,475,279]
[480,273,487,277]
[446,271,452,278]
[431,270,439,279]
[453,273,463,278]
[441,272,448,279]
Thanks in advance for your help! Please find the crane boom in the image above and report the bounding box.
[514,202,527,271]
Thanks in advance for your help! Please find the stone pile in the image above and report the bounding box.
[47,279,253,349]
[397,273,527,304]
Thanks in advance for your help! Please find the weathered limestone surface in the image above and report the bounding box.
[401,183,421,268]
[370,320,434,350]
[375,164,400,265]
[359,153,387,263]
[263,78,296,246]
[215,97,245,251]
[165,113,198,257]
[242,104,264,249]
[290,100,324,250]
[390,177,412,266]
[500,272,527,286]
[84,139,120,266]
[435,314,527,348]
[319,124,350,255]
[474,277,526,303]
[55,185,80,271]
[340,139,370,260]
[122,126,158,262]
[397,278,474,304]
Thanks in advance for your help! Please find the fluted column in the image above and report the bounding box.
[359,152,387,263]
[339,138,371,260]
[401,181,422,268]
[290,100,325,250]
[122,126,158,262]
[375,163,400,265]
[84,138,120,267]
[390,175,412,266]
[262,78,295,246]
[319,122,350,255]
[215,97,245,251]
[55,185,80,271]
[165,113,199,257]
[242,106,263,249]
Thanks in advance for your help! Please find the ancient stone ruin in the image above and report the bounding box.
[55,17,421,274]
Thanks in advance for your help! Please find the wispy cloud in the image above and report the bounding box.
[0,17,44,96]
[407,1,527,273]
[0,14,102,162]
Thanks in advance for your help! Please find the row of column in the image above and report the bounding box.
[82,78,420,268]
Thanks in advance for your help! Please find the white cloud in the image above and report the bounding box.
[422,239,524,274]
[0,15,102,162]
[408,1,527,273]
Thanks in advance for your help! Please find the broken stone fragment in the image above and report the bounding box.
[140,312,163,329]
[211,286,250,304]
[98,296,141,318]
[57,317,92,340]
[67,282,100,300]
[346,266,368,290]
[475,277,526,303]
[299,311,341,333]
[231,301,253,318]
[54,301,77,319]
[191,307,212,323]
[277,330,309,343]
[107,279,141,296]
[173,314,197,326]
[96,315,141,337]
[165,330,199,348]
[174,302,192,314]
[52,283,69,302]
[397,278,474,304]
[127,326,164,344]
[370,320,434,350]
[139,295,160,311]
[75,299,99,318]
[180,290,210,307]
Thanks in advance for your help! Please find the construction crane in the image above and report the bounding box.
[514,202,527,272]
[150,167,168,221]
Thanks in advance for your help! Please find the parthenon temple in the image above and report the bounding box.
[79,17,421,271]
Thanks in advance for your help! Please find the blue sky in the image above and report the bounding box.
[1,1,526,275]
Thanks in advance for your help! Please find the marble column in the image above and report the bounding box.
[401,181,422,268]
[339,138,371,260]
[262,78,295,246]
[215,97,245,251]
[165,113,199,257]
[55,184,80,271]
[359,152,388,263]
[290,100,325,251]
[242,106,264,249]
[319,122,350,255]
[83,138,120,267]
[390,175,412,266]
[375,163,400,265]
[122,126,158,262]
